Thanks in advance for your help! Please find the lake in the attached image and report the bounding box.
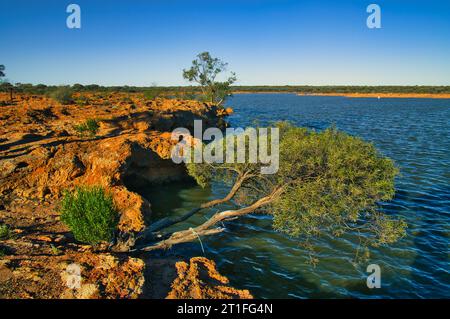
[141,94,450,298]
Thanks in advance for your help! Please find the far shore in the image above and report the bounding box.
[298,93,450,99]
[231,91,450,99]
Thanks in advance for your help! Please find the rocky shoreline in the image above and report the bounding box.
[0,92,244,298]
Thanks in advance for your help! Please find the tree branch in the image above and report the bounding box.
[138,186,284,252]
[135,172,251,243]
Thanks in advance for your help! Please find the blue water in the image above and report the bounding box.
[142,94,450,298]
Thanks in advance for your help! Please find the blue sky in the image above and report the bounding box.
[1,0,450,86]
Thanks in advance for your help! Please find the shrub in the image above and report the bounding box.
[74,118,99,136]
[50,87,74,104]
[0,224,10,240]
[0,246,7,257]
[75,95,91,106]
[121,96,133,103]
[50,244,61,255]
[60,186,118,245]
[143,87,164,100]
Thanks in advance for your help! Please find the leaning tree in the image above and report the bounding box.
[138,123,406,258]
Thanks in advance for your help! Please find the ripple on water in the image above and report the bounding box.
[142,95,450,298]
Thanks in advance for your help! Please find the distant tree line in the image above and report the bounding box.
[231,85,450,94]
[0,82,203,96]
[1,83,449,95]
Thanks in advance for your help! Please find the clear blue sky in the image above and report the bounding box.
[1,0,450,86]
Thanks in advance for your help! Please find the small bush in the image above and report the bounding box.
[0,246,7,257]
[0,224,10,240]
[75,95,91,106]
[74,118,99,136]
[60,186,118,245]
[143,87,164,100]
[50,244,61,255]
[121,96,133,103]
[50,87,74,104]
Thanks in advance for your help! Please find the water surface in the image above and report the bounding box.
[140,94,450,298]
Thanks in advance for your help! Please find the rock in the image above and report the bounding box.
[36,235,52,242]
[0,265,14,283]
[61,284,99,299]
[166,257,253,299]
[0,92,230,298]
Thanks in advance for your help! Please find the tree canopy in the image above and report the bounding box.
[183,52,237,105]
[140,123,406,259]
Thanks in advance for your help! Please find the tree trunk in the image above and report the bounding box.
[138,187,283,252]
[136,173,250,244]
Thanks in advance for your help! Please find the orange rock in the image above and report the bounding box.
[0,93,229,238]
[166,257,253,299]
[0,93,232,298]
[36,235,52,242]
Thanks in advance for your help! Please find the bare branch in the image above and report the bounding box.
[139,186,284,252]
[135,172,252,243]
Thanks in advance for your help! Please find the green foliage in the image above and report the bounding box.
[1,82,449,95]
[143,87,164,100]
[183,52,237,105]
[271,126,404,244]
[50,86,74,104]
[50,244,61,255]
[75,95,91,106]
[74,118,99,137]
[121,96,133,103]
[0,246,8,257]
[60,186,118,245]
[72,83,85,92]
[0,224,10,240]
[187,123,406,256]
[0,64,5,79]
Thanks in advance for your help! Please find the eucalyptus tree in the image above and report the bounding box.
[0,65,14,102]
[183,52,237,105]
[139,123,406,258]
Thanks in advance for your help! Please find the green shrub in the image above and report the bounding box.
[50,244,61,255]
[0,224,10,240]
[60,186,118,245]
[0,246,7,257]
[74,118,99,136]
[75,95,91,106]
[143,87,164,100]
[50,87,74,104]
[121,96,133,103]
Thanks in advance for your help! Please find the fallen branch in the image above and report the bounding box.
[136,172,250,243]
[139,186,283,252]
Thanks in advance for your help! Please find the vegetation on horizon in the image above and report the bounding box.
[0,62,449,97]
[2,82,449,96]
[60,186,118,245]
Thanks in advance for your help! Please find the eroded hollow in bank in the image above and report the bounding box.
[121,144,213,225]
[122,144,189,186]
